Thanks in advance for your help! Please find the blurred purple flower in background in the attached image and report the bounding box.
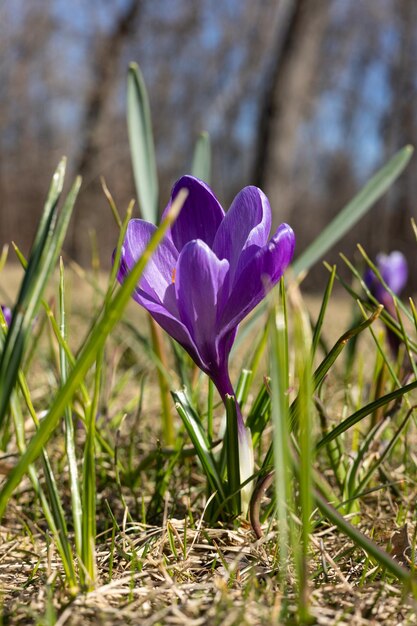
[117,175,295,399]
[364,251,408,307]
[364,251,408,356]
[1,306,11,327]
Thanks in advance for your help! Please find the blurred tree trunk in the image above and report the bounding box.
[68,0,143,263]
[382,0,417,254]
[254,0,329,227]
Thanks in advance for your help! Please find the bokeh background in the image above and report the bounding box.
[1,0,416,286]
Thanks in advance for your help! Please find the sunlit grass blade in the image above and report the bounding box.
[262,304,384,472]
[59,258,83,579]
[240,323,269,409]
[292,291,314,621]
[311,306,383,394]
[236,146,413,349]
[352,405,416,499]
[269,280,292,590]
[292,145,413,276]
[9,387,78,593]
[392,299,417,378]
[81,346,102,589]
[317,377,417,451]
[235,369,252,408]
[326,259,415,354]
[127,62,159,223]
[0,160,78,429]
[191,131,211,183]
[311,264,336,357]
[0,189,187,519]
[0,244,8,274]
[313,490,412,582]
[246,382,271,448]
[344,419,388,508]
[14,360,77,591]
[173,388,225,503]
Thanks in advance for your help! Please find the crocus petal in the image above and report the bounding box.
[219,223,295,336]
[162,176,225,251]
[213,186,271,284]
[121,219,178,306]
[175,239,229,372]
[376,251,408,295]
[134,290,206,370]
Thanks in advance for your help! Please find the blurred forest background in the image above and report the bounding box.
[1,0,416,287]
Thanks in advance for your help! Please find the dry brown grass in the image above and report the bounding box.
[1,267,417,625]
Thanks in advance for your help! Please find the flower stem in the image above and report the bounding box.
[212,369,254,516]
[224,394,241,515]
[148,315,174,445]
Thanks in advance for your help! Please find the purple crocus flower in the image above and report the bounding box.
[118,175,294,390]
[364,251,408,355]
[117,175,295,506]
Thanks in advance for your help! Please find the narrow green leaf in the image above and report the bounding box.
[293,300,314,620]
[191,131,211,184]
[269,283,291,579]
[173,388,225,500]
[59,259,83,574]
[317,378,417,451]
[311,306,383,394]
[262,305,383,471]
[0,162,79,429]
[311,265,336,357]
[314,490,411,582]
[0,190,187,519]
[236,146,413,349]
[127,62,159,223]
[292,145,413,276]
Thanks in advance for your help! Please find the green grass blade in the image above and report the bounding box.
[9,388,77,592]
[0,160,71,428]
[311,306,383,394]
[261,305,383,472]
[81,348,102,589]
[353,406,415,498]
[191,131,211,184]
[59,259,83,571]
[127,62,159,223]
[345,419,388,504]
[292,145,413,275]
[173,388,225,501]
[314,490,411,582]
[311,265,336,357]
[236,146,413,351]
[0,190,187,519]
[16,366,77,590]
[317,378,417,451]
[269,284,292,588]
[293,299,314,621]
[246,382,271,447]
